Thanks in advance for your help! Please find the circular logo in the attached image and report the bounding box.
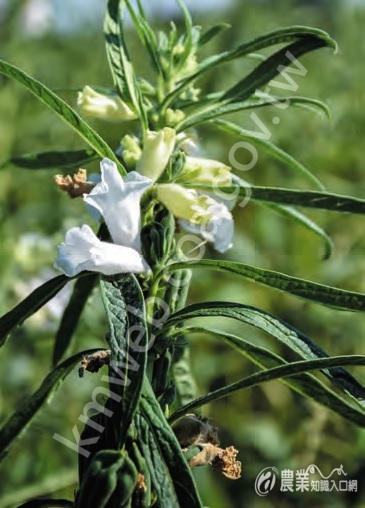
[255,467,278,496]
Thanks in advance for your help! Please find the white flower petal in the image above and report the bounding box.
[179,199,233,253]
[136,128,176,181]
[84,158,152,250]
[77,86,137,122]
[55,225,151,277]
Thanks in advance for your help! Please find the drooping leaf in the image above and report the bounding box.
[134,379,202,507]
[162,301,365,399]
[168,260,365,312]
[0,275,70,348]
[0,348,102,459]
[169,345,365,425]
[0,59,122,170]
[261,203,333,259]
[187,183,365,214]
[212,119,326,189]
[170,326,365,427]
[100,274,148,447]
[0,149,97,171]
[53,274,99,366]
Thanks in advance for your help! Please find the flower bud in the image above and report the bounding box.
[157,184,213,223]
[136,128,176,181]
[120,134,142,170]
[176,156,232,186]
[77,86,137,122]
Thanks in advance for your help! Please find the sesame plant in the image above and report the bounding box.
[1,0,365,506]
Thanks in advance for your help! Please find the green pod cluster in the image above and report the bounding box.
[141,206,175,270]
[76,449,138,508]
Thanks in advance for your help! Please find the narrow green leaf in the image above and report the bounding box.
[174,326,365,427]
[168,260,365,312]
[162,301,365,399]
[187,183,365,214]
[161,25,336,110]
[0,60,122,170]
[0,348,101,459]
[169,354,365,424]
[0,275,70,348]
[0,149,97,171]
[100,274,148,447]
[176,96,330,140]
[261,203,333,259]
[222,38,331,103]
[53,274,99,366]
[104,0,148,132]
[198,23,231,48]
[212,119,326,189]
[136,379,202,507]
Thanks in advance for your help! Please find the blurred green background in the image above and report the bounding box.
[1,0,365,507]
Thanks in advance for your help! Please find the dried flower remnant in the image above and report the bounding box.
[54,169,96,198]
[212,445,242,480]
[136,473,147,494]
[78,350,111,377]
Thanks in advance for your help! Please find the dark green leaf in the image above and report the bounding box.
[172,326,365,427]
[169,350,365,425]
[1,149,97,171]
[168,260,365,312]
[0,59,122,170]
[53,274,99,366]
[135,379,202,507]
[100,274,148,447]
[0,348,102,459]
[187,183,365,214]
[16,500,74,508]
[162,25,336,110]
[0,275,70,348]
[261,203,333,259]
[212,119,326,189]
[163,301,365,399]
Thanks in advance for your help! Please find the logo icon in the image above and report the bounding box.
[255,467,279,496]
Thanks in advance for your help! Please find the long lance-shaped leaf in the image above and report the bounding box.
[161,25,336,110]
[176,96,330,139]
[100,274,148,447]
[169,354,365,424]
[136,379,202,507]
[212,119,326,189]
[168,259,365,311]
[0,275,70,347]
[176,37,331,132]
[173,326,365,427]
[198,23,231,48]
[104,0,148,132]
[53,274,99,366]
[0,348,102,459]
[261,203,333,260]
[0,148,97,171]
[186,183,365,214]
[162,301,365,399]
[0,60,122,170]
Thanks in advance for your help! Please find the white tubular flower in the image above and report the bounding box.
[55,158,153,277]
[136,127,176,181]
[84,158,153,252]
[157,184,234,253]
[55,225,150,277]
[77,86,137,122]
[176,156,232,186]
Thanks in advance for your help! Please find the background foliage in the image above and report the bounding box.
[0,0,365,506]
